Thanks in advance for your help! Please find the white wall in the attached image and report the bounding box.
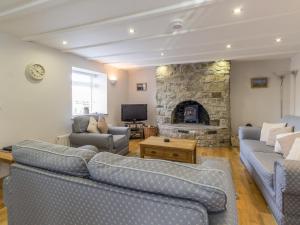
[0,33,128,148]
[230,59,291,134]
[290,54,300,115]
[105,65,129,125]
[127,67,157,125]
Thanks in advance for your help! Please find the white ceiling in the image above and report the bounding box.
[0,0,299,69]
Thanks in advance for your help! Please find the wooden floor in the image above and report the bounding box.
[0,140,277,225]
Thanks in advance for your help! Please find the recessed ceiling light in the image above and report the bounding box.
[275,37,282,43]
[233,7,242,15]
[128,28,135,34]
[62,40,68,45]
[160,52,165,56]
[226,44,232,49]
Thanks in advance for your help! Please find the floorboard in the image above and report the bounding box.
[0,140,277,225]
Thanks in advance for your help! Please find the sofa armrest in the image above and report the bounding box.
[274,160,300,215]
[70,133,113,152]
[108,127,130,140]
[3,176,11,207]
[238,127,261,140]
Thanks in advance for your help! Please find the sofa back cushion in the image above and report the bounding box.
[266,127,293,146]
[98,115,109,134]
[13,140,96,177]
[260,123,286,142]
[286,138,300,160]
[87,117,100,133]
[73,114,99,133]
[88,152,227,212]
[282,115,300,132]
[277,132,300,157]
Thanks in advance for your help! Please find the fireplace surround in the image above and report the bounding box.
[156,61,231,147]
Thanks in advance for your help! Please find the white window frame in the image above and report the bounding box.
[72,67,108,116]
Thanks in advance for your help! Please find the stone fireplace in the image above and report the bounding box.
[156,61,231,147]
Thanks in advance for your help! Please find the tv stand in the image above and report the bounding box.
[124,122,145,139]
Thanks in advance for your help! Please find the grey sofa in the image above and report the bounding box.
[239,115,300,225]
[70,115,130,155]
[3,140,238,225]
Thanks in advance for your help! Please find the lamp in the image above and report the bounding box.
[273,70,298,118]
[109,76,117,85]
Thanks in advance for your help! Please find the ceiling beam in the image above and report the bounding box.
[110,50,300,69]
[22,0,218,41]
[0,0,50,17]
[63,10,300,52]
[98,42,300,64]
[86,31,300,59]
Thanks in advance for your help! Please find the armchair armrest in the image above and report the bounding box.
[238,126,261,140]
[70,133,113,152]
[108,127,130,140]
[274,160,300,215]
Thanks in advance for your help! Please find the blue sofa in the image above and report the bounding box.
[239,115,300,225]
[4,140,238,225]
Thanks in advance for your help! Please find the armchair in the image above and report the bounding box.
[70,115,129,155]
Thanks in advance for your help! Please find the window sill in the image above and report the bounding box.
[72,113,108,119]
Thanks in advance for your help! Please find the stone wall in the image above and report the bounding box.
[156,60,231,147]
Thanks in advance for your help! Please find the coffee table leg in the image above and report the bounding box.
[140,145,145,158]
[193,147,197,164]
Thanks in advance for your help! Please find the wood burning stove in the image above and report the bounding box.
[172,101,210,125]
[184,105,199,123]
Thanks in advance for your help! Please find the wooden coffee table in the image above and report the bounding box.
[139,136,197,164]
[0,150,13,163]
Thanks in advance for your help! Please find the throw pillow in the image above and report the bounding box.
[260,122,286,142]
[286,138,300,160]
[277,132,300,158]
[87,117,100,133]
[266,127,293,146]
[274,132,294,153]
[98,115,108,134]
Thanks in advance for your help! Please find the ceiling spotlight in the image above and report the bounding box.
[160,52,165,56]
[226,44,232,49]
[62,40,68,45]
[233,7,242,15]
[128,28,135,34]
[275,37,282,43]
[170,19,184,32]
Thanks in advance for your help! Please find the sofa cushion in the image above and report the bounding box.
[13,140,96,177]
[87,117,100,133]
[286,138,300,160]
[88,152,227,212]
[78,145,99,153]
[98,115,109,134]
[266,127,293,146]
[260,123,286,142]
[277,132,300,157]
[113,135,128,149]
[240,140,274,158]
[248,151,283,189]
[73,115,99,133]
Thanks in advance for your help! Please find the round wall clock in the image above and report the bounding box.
[26,64,46,80]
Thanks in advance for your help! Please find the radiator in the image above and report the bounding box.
[55,134,71,146]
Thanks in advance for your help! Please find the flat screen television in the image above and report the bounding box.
[121,104,147,122]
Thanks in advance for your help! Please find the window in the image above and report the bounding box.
[72,67,107,115]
